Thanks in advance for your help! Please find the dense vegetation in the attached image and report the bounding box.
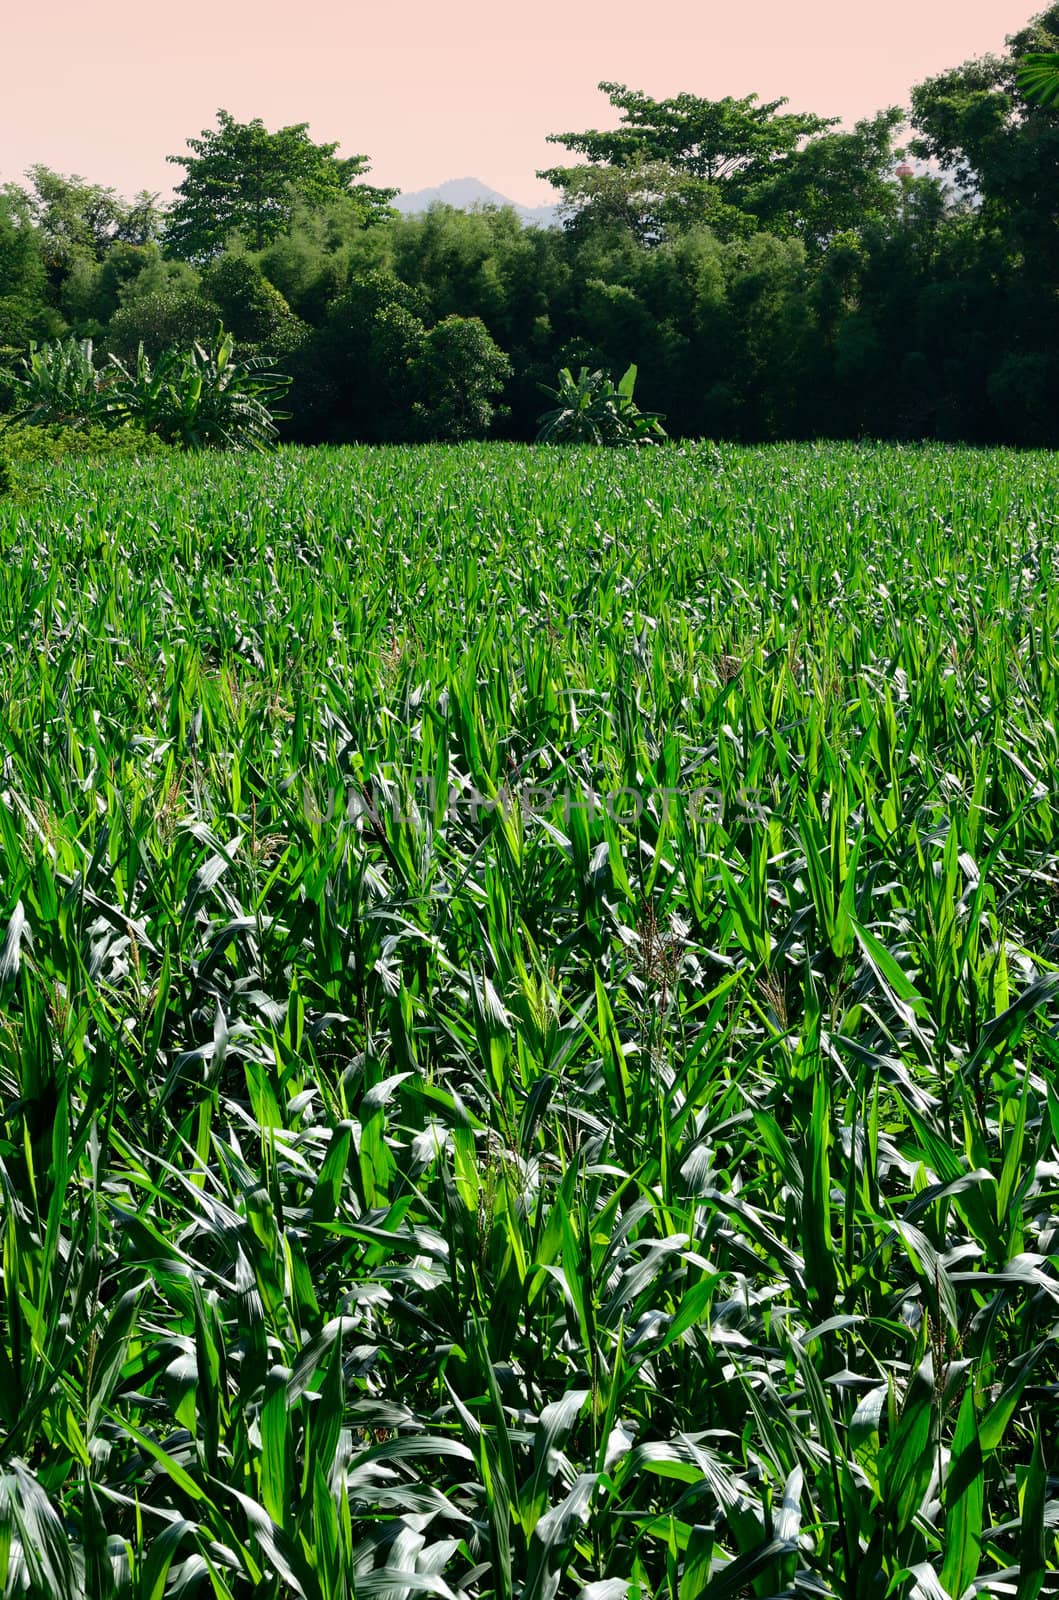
[3,5,1059,446]
[1,442,1058,1595]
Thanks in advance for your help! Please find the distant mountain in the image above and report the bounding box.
[392,177,559,228]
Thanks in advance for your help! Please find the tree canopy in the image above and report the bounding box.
[911,4,1059,268]
[164,109,396,259]
[540,83,841,236]
[544,82,835,182]
[17,167,160,269]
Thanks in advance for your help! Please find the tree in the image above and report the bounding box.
[909,4,1059,439]
[201,254,307,354]
[540,83,835,238]
[0,186,60,353]
[164,110,396,259]
[20,167,159,269]
[544,82,835,184]
[910,5,1059,212]
[545,159,754,244]
[745,111,905,251]
[303,270,431,439]
[409,315,511,440]
[60,241,169,333]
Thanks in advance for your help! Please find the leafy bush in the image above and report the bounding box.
[409,314,511,440]
[201,254,308,355]
[536,361,666,444]
[0,420,171,464]
[6,327,289,450]
[9,336,109,427]
[104,287,222,365]
[0,350,18,416]
[106,327,290,448]
[0,419,169,501]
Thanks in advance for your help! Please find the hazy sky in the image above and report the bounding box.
[2,0,1037,205]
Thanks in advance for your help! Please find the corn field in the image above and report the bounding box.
[1,442,1058,1598]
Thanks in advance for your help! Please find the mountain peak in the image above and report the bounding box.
[392,176,558,227]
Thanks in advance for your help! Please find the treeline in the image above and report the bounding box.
[2,5,1058,446]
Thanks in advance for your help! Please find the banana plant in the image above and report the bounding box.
[536,363,666,446]
[9,337,109,428]
[105,327,290,450]
[1018,51,1059,106]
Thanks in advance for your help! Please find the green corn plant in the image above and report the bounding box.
[0,440,1057,1596]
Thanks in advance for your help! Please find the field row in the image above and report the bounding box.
[0,443,1058,1597]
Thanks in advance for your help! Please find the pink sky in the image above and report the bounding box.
[2,0,1038,205]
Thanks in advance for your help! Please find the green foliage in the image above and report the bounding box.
[541,81,839,236]
[294,269,427,439]
[10,336,106,427]
[104,286,223,365]
[254,196,395,321]
[0,187,60,352]
[987,351,1059,444]
[0,353,20,417]
[8,327,287,450]
[3,18,1059,448]
[57,242,171,336]
[1018,48,1059,102]
[544,80,835,182]
[410,314,512,439]
[745,109,905,248]
[0,442,1058,1593]
[17,165,160,268]
[164,108,396,259]
[201,254,307,353]
[911,5,1059,211]
[302,271,513,441]
[536,360,666,443]
[0,419,170,464]
[105,326,290,448]
[547,157,756,244]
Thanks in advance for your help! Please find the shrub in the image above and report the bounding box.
[9,337,108,428]
[0,420,171,465]
[536,361,666,445]
[201,255,305,352]
[105,288,221,365]
[106,327,290,449]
